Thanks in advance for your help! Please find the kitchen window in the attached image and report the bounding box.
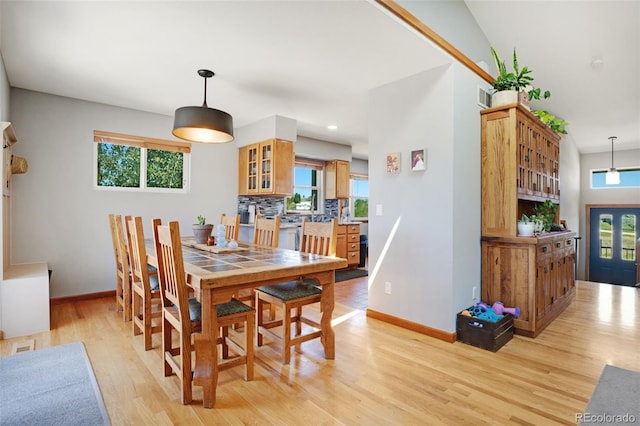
[350,173,368,219]
[285,159,323,214]
[93,130,191,192]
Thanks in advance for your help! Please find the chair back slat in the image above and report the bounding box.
[220,213,240,241]
[153,220,190,324]
[111,214,130,278]
[299,218,337,256]
[253,214,281,248]
[127,216,151,293]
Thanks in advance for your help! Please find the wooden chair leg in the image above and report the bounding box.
[180,330,192,405]
[283,305,292,364]
[256,296,264,347]
[245,312,254,381]
[143,296,153,351]
[163,318,173,377]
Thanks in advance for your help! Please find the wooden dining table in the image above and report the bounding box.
[146,237,347,408]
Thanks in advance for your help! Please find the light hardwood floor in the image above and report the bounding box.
[1,279,638,425]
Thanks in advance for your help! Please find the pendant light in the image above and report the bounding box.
[172,69,234,143]
[605,136,620,185]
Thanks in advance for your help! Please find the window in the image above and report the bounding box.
[285,159,323,213]
[94,130,191,192]
[591,168,640,188]
[349,173,368,219]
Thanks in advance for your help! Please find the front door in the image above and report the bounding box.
[589,207,639,286]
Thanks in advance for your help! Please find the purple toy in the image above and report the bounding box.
[492,301,520,318]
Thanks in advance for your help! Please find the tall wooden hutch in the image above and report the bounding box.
[480,104,575,337]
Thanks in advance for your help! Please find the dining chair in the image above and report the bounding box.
[153,219,255,405]
[109,214,132,321]
[253,214,281,248]
[127,216,162,351]
[220,213,240,242]
[235,214,282,310]
[255,217,338,364]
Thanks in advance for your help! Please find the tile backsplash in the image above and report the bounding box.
[237,196,338,223]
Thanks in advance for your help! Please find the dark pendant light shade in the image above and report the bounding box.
[172,69,234,143]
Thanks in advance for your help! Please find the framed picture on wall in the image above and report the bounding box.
[386,152,400,174]
[411,149,426,172]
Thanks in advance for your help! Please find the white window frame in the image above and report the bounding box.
[349,172,368,220]
[93,130,191,193]
[285,158,324,215]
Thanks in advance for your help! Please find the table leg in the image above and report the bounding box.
[193,289,218,408]
[320,278,335,359]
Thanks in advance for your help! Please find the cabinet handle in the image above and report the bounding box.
[542,246,547,253]
[556,243,561,248]
[495,257,499,265]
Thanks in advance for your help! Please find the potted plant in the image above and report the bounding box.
[192,215,214,244]
[532,110,569,135]
[517,214,535,237]
[490,47,550,109]
[533,200,558,232]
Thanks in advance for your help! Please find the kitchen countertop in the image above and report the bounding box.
[240,223,300,229]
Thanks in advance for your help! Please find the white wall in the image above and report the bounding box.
[368,62,483,333]
[559,135,581,234]
[398,0,492,69]
[0,52,9,121]
[295,136,352,162]
[10,89,238,297]
[451,62,482,315]
[578,148,640,279]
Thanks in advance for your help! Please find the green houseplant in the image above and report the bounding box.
[532,110,569,135]
[490,47,550,109]
[192,215,213,244]
[533,200,558,232]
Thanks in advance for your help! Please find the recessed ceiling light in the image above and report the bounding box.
[327,125,338,130]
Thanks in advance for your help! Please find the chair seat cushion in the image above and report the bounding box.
[149,274,160,291]
[216,298,253,318]
[256,279,321,301]
[187,297,202,322]
[181,297,252,322]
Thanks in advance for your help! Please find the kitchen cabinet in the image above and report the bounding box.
[480,104,573,337]
[325,160,350,199]
[337,223,360,268]
[238,138,293,196]
[481,233,575,337]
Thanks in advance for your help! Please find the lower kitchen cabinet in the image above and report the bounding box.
[337,223,360,268]
[481,232,575,337]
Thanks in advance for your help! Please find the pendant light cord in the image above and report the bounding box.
[202,77,208,108]
[609,136,616,169]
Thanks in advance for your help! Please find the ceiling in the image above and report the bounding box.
[1,1,638,157]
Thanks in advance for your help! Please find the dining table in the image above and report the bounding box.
[146,237,347,408]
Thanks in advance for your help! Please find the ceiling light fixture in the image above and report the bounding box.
[327,125,338,130]
[605,136,620,185]
[172,69,234,143]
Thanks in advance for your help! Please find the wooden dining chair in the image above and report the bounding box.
[109,214,132,321]
[127,216,162,351]
[235,214,282,310]
[255,218,338,364]
[253,214,281,248]
[153,219,255,405]
[220,213,240,241]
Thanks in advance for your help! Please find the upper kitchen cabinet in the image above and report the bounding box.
[324,160,350,199]
[238,138,293,196]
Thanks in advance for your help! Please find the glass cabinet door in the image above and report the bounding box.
[247,146,258,192]
[260,143,272,192]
